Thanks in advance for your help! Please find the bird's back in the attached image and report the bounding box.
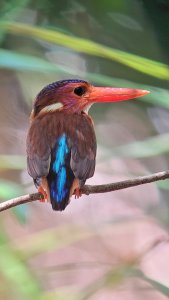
[27,111,96,211]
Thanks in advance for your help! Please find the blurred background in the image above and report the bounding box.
[0,0,169,299]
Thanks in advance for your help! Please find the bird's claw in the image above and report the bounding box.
[74,188,82,199]
[38,186,48,202]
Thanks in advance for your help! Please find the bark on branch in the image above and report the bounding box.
[1,170,169,212]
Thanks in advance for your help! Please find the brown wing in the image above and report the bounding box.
[26,118,51,182]
[69,114,97,184]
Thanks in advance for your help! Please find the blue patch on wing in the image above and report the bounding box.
[47,134,74,210]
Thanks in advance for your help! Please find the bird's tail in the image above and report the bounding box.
[47,167,75,211]
[47,134,75,211]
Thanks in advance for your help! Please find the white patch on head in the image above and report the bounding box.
[41,102,63,113]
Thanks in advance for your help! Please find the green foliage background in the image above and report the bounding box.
[0,0,169,299]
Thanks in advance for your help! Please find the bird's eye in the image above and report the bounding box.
[74,86,86,96]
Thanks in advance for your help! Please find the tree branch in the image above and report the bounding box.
[1,170,169,212]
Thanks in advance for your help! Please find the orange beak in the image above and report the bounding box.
[89,87,150,103]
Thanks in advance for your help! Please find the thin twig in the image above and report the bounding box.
[1,170,169,212]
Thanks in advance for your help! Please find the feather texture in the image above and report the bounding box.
[26,111,96,211]
[47,134,74,210]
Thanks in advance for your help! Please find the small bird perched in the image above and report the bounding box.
[26,79,149,211]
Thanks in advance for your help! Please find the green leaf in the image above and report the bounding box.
[0,49,72,73]
[157,180,169,191]
[112,134,169,158]
[79,265,132,300]
[0,0,30,22]
[13,205,28,224]
[0,233,42,299]
[0,179,28,223]
[135,269,169,297]
[144,277,169,297]
[0,0,30,41]
[0,49,168,109]
[1,22,169,80]
[0,179,24,199]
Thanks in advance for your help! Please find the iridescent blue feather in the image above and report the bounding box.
[47,134,74,211]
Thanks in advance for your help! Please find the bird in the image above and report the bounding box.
[26,79,149,211]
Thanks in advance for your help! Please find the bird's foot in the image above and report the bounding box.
[74,187,82,199]
[38,186,48,202]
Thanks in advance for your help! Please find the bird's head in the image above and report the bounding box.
[31,79,149,118]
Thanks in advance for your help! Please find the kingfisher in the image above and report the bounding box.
[26,79,149,211]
